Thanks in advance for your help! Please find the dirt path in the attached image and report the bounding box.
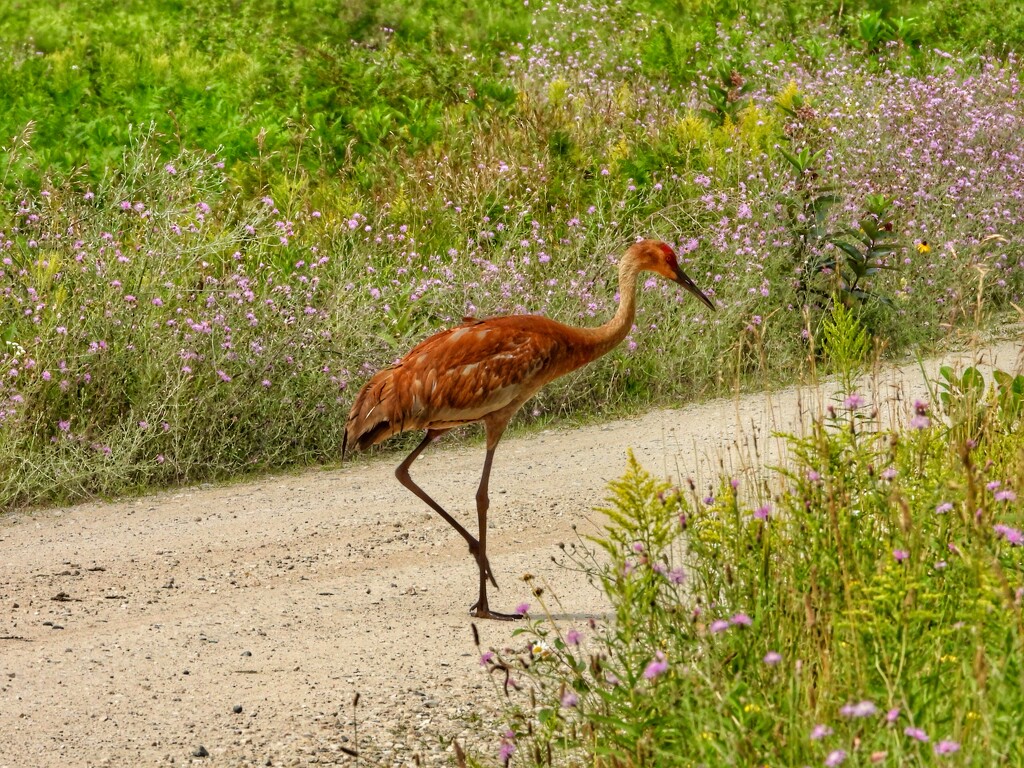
[1,338,1020,768]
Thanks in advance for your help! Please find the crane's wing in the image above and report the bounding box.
[344,316,569,452]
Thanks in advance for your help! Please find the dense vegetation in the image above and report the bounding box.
[2,0,1023,507]
[485,354,1024,766]
[3,1,1023,765]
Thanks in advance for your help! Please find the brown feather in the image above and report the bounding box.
[344,315,594,452]
[343,240,714,456]
[341,240,714,619]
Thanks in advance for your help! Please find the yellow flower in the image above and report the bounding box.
[916,240,931,254]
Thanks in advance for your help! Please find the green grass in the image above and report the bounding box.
[2,2,1024,763]
[480,363,1024,766]
[3,0,1024,507]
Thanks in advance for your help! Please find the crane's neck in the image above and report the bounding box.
[579,257,641,362]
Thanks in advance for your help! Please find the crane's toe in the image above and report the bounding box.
[469,604,523,621]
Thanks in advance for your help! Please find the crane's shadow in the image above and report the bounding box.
[540,611,614,623]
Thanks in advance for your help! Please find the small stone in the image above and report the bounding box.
[192,745,209,758]
[233,705,243,714]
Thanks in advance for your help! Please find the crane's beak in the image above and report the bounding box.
[672,266,715,311]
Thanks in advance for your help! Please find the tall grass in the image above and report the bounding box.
[3,1,1024,506]
[478,361,1024,766]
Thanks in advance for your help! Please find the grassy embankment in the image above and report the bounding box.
[1,0,1022,508]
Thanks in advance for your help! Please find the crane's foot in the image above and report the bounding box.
[469,602,522,621]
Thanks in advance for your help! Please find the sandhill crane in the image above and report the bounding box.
[343,239,715,619]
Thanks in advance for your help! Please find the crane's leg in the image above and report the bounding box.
[394,429,500,591]
[468,447,520,621]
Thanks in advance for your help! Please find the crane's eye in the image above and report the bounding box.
[657,241,678,268]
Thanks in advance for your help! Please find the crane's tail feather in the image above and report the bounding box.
[351,419,393,452]
[344,367,408,455]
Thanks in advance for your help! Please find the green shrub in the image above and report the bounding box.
[482,383,1024,765]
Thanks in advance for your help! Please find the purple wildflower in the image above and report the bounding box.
[994,489,1017,502]
[994,524,1024,546]
[825,749,847,766]
[904,726,930,742]
[643,651,668,679]
[844,393,866,409]
[893,549,909,562]
[730,612,752,627]
[566,629,582,646]
[810,724,833,741]
[499,731,516,764]
[841,700,878,718]
[910,414,931,429]
[935,502,953,514]
[886,708,900,724]
[709,619,730,634]
[515,602,530,616]
[561,690,578,708]
[763,651,782,665]
[934,740,960,755]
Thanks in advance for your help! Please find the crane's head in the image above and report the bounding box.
[629,239,715,311]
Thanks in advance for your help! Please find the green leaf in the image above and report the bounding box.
[779,148,802,172]
[961,367,985,396]
[859,218,879,239]
[831,239,865,261]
